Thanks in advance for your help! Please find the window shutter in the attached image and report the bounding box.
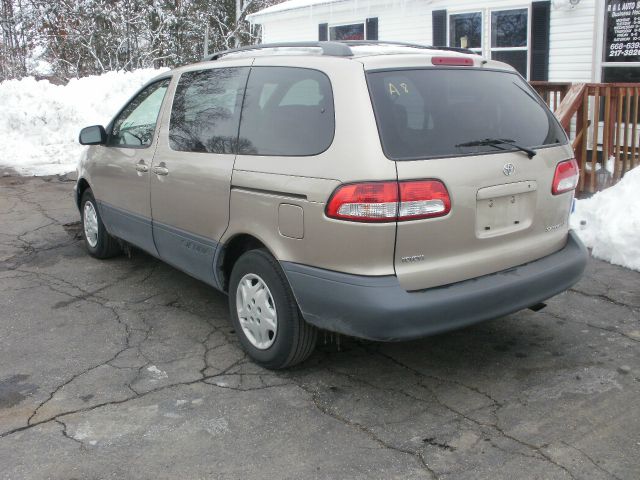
[366,17,378,40]
[319,23,328,41]
[432,10,447,46]
[530,1,551,81]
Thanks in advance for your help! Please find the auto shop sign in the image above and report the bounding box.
[606,0,640,62]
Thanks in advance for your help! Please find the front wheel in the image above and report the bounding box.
[80,189,121,259]
[229,249,317,369]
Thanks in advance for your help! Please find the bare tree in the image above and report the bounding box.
[0,0,280,81]
[0,0,29,79]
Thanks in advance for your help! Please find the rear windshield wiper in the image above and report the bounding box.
[455,138,537,159]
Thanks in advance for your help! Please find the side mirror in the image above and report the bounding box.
[79,125,107,145]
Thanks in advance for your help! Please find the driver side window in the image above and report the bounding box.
[108,78,170,148]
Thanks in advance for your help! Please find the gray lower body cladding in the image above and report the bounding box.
[281,231,588,342]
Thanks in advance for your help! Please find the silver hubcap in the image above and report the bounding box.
[235,273,278,350]
[83,201,99,248]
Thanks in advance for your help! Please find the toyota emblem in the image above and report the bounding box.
[503,163,515,176]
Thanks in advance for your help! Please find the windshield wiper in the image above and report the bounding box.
[455,138,537,159]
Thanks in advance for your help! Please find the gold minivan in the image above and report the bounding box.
[76,41,587,369]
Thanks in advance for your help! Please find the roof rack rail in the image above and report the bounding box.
[339,40,477,55]
[203,40,477,61]
[203,41,352,61]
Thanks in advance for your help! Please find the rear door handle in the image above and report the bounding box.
[152,165,169,176]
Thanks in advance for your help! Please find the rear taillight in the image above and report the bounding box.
[552,159,579,195]
[326,180,451,222]
[325,182,398,222]
[398,180,451,220]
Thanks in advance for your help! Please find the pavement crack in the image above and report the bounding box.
[422,437,455,451]
[560,441,623,480]
[376,351,577,480]
[374,349,503,409]
[54,419,86,449]
[0,239,78,270]
[26,339,131,426]
[17,275,153,426]
[569,287,640,313]
[293,380,438,479]
[203,379,294,392]
[1,377,203,440]
[544,308,640,344]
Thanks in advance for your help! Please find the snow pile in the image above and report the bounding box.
[0,68,168,176]
[571,166,640,271]
[247,0,343,18]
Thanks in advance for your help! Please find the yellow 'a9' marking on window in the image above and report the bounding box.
[388,82,410,96]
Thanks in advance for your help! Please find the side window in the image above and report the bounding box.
[238,67,335,156]
[279,79,323,106]
[169,67,249,154]
[109,79,170,148]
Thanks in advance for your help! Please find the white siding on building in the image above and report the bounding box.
[548,0,598,82]
[258,0,432,45]
[249,0,603,83]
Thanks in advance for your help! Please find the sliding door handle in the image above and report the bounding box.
[152,165,169,176]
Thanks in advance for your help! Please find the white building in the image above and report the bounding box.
[247,0,640,84]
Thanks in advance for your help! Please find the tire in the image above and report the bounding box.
[229,249,317,369]
[80,189,121,259]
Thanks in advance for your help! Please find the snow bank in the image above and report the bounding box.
[0,68,168,176]
[571,166,640,272]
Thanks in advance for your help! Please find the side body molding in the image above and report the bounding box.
[98,201,158,257]
[97,201,222,289]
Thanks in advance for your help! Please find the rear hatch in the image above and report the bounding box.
[367,66,576,291]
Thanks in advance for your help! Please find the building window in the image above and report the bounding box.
[448,9,530,78]
[449,12,482,53]
[490,9,529,78]
[329,23,365,41]
[602,67,640,83]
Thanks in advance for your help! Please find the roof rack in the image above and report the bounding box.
[203,40,476,61]
[204,41,352,61]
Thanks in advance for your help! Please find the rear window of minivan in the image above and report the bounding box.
[367,68,567,161]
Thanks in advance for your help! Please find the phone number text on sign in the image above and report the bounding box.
[606,1,640,61]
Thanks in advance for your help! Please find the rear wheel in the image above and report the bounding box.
[229,249,317,369]
[80,189,121,259]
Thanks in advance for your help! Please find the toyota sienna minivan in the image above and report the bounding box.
[76,41,588,369]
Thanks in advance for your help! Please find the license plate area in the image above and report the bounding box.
[476,181,537,238]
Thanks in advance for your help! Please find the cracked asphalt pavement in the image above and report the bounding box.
[0,175,639,479]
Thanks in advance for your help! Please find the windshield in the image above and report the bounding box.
[366,68,567,161]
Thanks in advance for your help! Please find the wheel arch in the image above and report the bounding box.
[216,233,279,293]
[76,178,91,209]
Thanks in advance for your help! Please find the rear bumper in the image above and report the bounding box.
[281,231,588,341]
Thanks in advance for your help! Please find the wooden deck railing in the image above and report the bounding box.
[531,81,640,193]
[530,81,571,113]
